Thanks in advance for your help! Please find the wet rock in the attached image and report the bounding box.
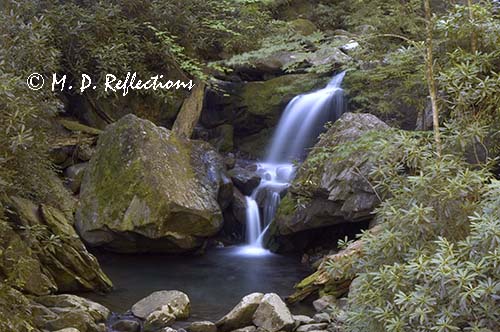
[187,321,217,332]
[111,319,141,332]
[216,293,264,332]
[224,153,237,169]
[252,293,294,332]
[131,290,190,320]
[144,307,176,332]
[231,188,248,224]
[76,114,225,253]
[64,162,87,193]
[228,167,261,196]
[218,172,234,211]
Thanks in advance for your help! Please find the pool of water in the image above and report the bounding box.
[85,246,313,322]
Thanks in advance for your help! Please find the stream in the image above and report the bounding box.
[86,247,312,323]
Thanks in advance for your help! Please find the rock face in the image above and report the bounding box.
[1,197,112,294]
[252,293,294,332]
[269,113,390,239]
[76,114,225,253]
[216,293,264,332]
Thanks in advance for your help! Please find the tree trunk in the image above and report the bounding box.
[467,0,478,53]
[424,0,442,157]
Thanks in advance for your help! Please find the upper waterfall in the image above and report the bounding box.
[266,71,346,163]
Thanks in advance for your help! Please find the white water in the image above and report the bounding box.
[238,71,346,256]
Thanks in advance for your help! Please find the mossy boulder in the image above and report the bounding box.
[76,114,224,253]
[269,113,391,237]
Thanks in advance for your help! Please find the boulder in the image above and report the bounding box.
[231,188,248,224]
[216,293,264,332]
[144,307,176,332]
[252,293,294,332]
[34,294,110,332]
[272,113,390,236]
[218,172,235,210]
[187,321,217,332]
[228,167,261,196]
[131,290,190,320]
[76,114,225,253]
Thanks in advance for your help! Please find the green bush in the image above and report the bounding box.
[325,128,499,331]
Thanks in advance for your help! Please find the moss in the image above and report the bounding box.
[77,115,223,252]
[276,194,296,218]
[58,119,102,135]
[240,74,329,118]
[288,19,317,36]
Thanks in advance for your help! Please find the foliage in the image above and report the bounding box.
[339,1,500,130]
[324,127,500,331]
[0,3,64,212]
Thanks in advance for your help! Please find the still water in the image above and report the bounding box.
[86,246,312,322]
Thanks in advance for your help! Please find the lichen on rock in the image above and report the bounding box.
[76,114,225,253]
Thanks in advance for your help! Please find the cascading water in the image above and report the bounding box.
[238,71,346,255]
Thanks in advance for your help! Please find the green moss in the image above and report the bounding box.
[276,194,296,218]
[241,74,329,118]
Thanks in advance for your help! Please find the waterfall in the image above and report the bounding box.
[239,71,346,255]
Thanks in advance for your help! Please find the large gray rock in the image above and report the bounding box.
[272,113,390,236]
[76,114,225,253]
[216,293,264,332]
[252,293,294,332]
[131,290,190,320]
